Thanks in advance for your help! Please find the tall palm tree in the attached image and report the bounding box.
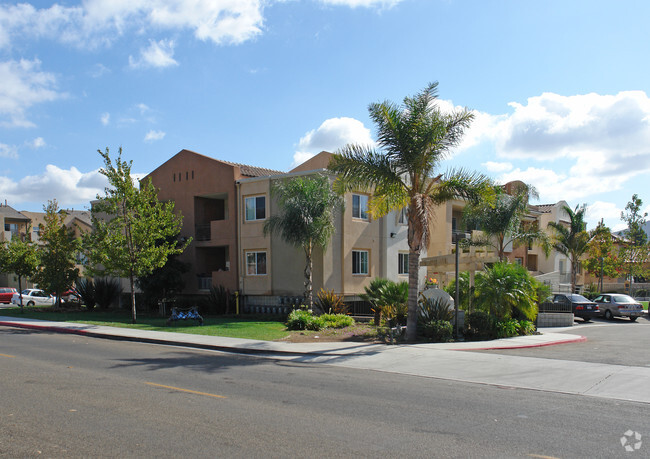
[263,174,343,309]
[547,204,589,293]
[463,183,550,261]
[328,82,493,341]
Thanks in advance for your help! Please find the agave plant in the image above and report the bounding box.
[94,277,122,310]
[75,278,96,310]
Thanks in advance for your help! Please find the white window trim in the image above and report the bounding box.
[352,249,369,275]
[244,195,266,222]
[246,251,267,276]
[352,194,369,220]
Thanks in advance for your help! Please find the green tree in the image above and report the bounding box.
[473,262,539,320]
[32,200,81,308]
[135,251,189,310]
[86,148,190,323]
[263,174,343,309]
[621,194,648,246]
[0,230,39,310]
[547,204,590,293]
[583,221,623,286]
[328,82,493,341]
[463,183,550,261]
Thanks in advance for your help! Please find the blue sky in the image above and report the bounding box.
[2,0,650,231]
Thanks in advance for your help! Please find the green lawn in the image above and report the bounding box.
[0,306,291,341]
[642,301,648,311]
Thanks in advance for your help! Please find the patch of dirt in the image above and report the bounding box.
[279,324,385,343]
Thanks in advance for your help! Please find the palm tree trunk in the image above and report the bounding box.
[304,242,313,310]
[406,247,420,342]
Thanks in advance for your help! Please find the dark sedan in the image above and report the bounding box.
[548,293,600,322]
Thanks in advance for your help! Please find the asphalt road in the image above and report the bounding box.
[1,326,649,458]
[480,315,650,367]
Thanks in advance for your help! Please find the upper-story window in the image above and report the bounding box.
[398,207,408,225]
[245,196,266,221]
[398,252,409,275]
[352,250,369,275]
[246,251,267,275]
[352,194,369,220]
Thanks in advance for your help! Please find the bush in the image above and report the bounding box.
[495,319,520,338]
[518,320,536,336]
[286,310,321,331]
[319,313,355,329]
[465,311,496,340]
[75,278,96,310]
[202,285,232,315]
[418,294,453,323]
[94,278,122,309]
[314,289,347,315]
[420,320,453,342]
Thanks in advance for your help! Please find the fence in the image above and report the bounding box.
[538,300,572,314]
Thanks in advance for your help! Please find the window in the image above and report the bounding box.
[245,196,266,221]
[246,251,267,275]
[398,253,409,275]
[352,250,369,275]
[398,207,408,225]
[515,257,523,265]
[352,194,369,220]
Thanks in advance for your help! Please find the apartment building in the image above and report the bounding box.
[146,149,426,307]
[0,203,32,289]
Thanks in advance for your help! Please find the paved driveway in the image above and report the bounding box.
[479,314,650,367]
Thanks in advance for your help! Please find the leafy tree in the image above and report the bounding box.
[621,194,648,246]
[135,245,189,310]
[547,204,590,294]
[583,221,623,286]
[32,200,81,308]
[473,262,539,320]
[463,183,550,261]
[263,174,343,309]
[86,148,190,323]
[328,82,493,341]
[0,230,39,310]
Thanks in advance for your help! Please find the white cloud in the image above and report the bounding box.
[0,165,108,207]
[0,1,266,50]
[587,201,622,224]
[482,161,512,173]
[0,58,64,128]
[292,117,375,167]
[144,130,165,142]
[100,112,110,125]
[129,39,178,69]
[29,137,46,148]
[0,143,18,159]
[319,0,404,8]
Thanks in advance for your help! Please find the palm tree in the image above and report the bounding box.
[263,174,343,309]
[463,183,550,261]
[547,204,590,293]
[328,82,493,341]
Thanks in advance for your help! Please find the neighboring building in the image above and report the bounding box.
[0,203,32,289]
[145,149,426,310]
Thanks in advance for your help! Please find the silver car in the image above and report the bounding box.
[593,294,643,321]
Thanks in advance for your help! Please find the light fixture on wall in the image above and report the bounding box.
[390,232,396,238]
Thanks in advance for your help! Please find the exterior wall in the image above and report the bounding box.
[145,150,240,294]
[383,208,426,291]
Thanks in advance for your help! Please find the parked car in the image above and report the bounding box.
[11,289,55,306]
[0,287,17,304]
[547,294,600,322]
[61,288,80,303]
[593,293,643,321]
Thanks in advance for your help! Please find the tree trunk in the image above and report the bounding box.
[130,272,137,324]
[18,275,23,312]
[406,247,421,342]
[304,242,313,310]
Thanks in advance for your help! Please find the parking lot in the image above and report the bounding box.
[481,313,650,367]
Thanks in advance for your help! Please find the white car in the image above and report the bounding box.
[11,289,55,307]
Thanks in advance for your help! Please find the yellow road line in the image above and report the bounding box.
[145,382,226,399]
[0,353,15,358]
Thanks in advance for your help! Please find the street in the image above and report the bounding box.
[1,325,649,458]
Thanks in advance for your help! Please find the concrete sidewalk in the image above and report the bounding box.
[2,316,649,405]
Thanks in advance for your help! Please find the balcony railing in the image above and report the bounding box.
[195,224,211,241]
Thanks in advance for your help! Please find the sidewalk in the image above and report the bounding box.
[2,315,649,405]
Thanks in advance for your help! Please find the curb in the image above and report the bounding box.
[450,335,587,351]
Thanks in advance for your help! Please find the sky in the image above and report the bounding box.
[2,0,650,232]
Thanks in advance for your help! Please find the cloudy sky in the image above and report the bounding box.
[2,0,650,231]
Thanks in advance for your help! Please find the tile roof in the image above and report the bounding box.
[0,204,30,221]
[222,160,284,177]
[532,204,556,213]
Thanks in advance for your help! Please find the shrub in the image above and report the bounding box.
[380,280,409,325]
[420,320,453,342]
[518,320,536,336]
[465,311,496,340]
[474,262,539,320]
[314,289,347,315]
[495,319,520,338]
[418,294,453,323]
[360,278,390,326]
[202,285,232,315]
[94,277,122,309]
[319,313,355,329]
[286,309,321,331]
[75,278,96,310]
